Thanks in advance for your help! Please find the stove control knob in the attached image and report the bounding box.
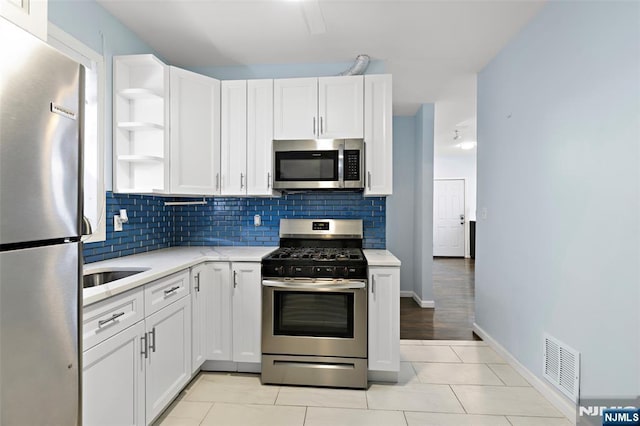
[275,266,285,276]
[342,266,349,277]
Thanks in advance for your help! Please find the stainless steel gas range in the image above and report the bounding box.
[261,219,368,389]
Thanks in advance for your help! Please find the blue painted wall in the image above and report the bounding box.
[387,116,416,292]
[476,1,640,398]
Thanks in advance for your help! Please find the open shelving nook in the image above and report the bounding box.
[113,54,169,194]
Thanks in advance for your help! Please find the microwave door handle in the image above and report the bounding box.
[338,143,345,188]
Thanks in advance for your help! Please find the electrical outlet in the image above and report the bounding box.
[114,215,123,232]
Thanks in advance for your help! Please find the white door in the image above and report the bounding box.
[221,80,247,195]
[273,77,318,139]
[231,262,262,363]
[83,321,146,426]
[247,79,274,195]
[368,267,400,372]
[364,74,393,196]
[190,264,207,373]
[145,297,192,424]
[206,262,233,361]
[318,75,364,139]
[433,179,465,257]
[170,67,221,195]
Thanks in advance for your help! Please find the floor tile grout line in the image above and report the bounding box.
[487,363,508,386]
[197,401,215,426]
[302,406,308,426]
[448,384,468,414]
[449,345,465,363]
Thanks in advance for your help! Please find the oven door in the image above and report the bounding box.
[262,279,367,358]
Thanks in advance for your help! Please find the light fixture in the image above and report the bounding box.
[456,141,477,150]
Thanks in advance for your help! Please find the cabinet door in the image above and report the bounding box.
[145,296,192,424]
[83,321,146,426]
[247,79,274,196]
[191,264,208,372]
[368,267,400,372]
[318,75,364,139]
[221,80,247,195]
[206,262,233,361]
[0,0,47,40]
[364,74,393,196]
[170,67,221,195]
[231,262,261,363]
[273,77,318,139]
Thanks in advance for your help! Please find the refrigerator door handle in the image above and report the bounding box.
[81,216,93,236]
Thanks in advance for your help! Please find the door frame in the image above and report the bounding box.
[433,178,467,258]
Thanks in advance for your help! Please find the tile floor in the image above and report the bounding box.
[155,341,573,426]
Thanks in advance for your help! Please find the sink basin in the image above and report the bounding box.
[83,269,148,289]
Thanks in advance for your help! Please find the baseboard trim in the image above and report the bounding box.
[400,291,435,308]
[473,323,576,423]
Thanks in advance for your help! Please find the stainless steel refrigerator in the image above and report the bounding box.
[0,18,83,425]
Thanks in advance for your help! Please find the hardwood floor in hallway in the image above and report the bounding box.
[401,258,480,340]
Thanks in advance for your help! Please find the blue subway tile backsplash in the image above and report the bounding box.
[83,191,385,263]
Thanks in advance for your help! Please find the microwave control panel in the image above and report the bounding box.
[344,150,361,181]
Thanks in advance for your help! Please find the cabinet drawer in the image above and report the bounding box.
[144,270,190,315]
[83,288,144,351]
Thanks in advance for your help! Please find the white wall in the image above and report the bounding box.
[476,0,640,399]
[434,153,477,257]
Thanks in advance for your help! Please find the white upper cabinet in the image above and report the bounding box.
[318,75,364,139]
[364,74,393,196]
[170,67,221,195]
[247,79,275,196]
[1,0,47,40]
[113,55,169,194]
[221,80,248,196]
[274,76,364,140]
[273,77,318,140]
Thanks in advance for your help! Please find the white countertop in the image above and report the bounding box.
[83,246,277,306]
[363,249,401,267]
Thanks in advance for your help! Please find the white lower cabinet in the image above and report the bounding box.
[190,263,207,372]
[368,266,400,372]
[83,321,146,426]
[198,262,261,365]
[144,296,192,424]
[231,262,262,363]
[83,273,192,426]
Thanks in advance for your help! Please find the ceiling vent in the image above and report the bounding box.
[543,333,580,401]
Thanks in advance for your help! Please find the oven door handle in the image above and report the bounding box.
[261,279,366,290]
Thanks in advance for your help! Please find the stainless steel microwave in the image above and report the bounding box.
[272,139,364,190]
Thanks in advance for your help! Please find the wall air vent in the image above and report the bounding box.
[543,333,580,401]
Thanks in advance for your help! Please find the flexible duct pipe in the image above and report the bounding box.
[339,54,370,76]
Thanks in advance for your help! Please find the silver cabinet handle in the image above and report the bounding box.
[194,272,200,292]
[216,173,220,191]
[240,173,244,189]
[141,333,148,359]
[313,116,316,135]
[367,171,372,190]
[267,172,271,189]
[233,270,238,288]
[320,116,324,134]
[371,275,376,297]
[98,311,125,327]
[149,327,156,353]
[164,285,180,295]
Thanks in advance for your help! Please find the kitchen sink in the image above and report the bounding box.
[83,269,148,289]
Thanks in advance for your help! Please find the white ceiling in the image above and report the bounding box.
[98,0,545,148]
